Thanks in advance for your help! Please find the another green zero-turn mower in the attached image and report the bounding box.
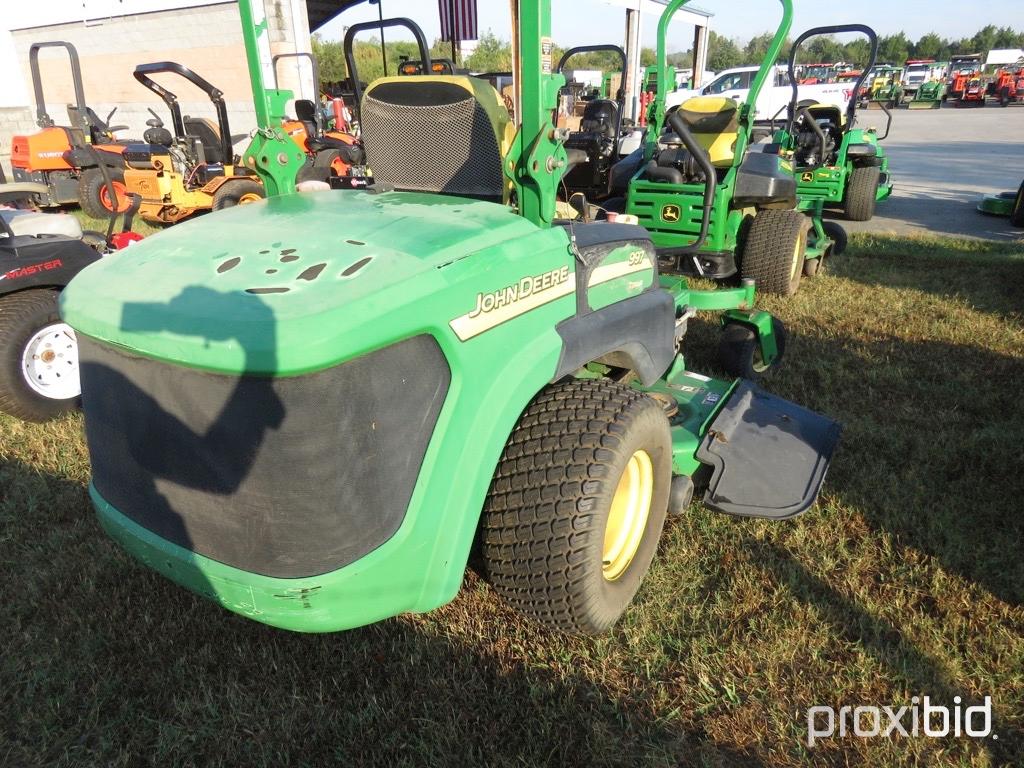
[773,25,893,224]
[977,180,1024,227]
[620,0,835,296]
[555,43,795,375]
[59,0,841,636]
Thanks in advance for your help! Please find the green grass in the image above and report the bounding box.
[2,233,1023,767]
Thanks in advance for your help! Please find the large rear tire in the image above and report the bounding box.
[0,290,80,422]
[844,165,880,221]
[78,167,130,219]
[739,209,808,296]
[480,378,672,635]
[211,180,265,211]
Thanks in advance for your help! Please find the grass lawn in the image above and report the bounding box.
[1,232,1022,767]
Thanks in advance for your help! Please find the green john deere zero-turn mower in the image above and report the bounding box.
[774,25,893,223]
[60,0,841,636]
[977,180,1024,227]
[620,0,835,296]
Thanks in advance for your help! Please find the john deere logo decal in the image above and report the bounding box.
[661,204,681,222]
[801,171,814,182]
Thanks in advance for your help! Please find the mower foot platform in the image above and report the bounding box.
[697,381,841,519]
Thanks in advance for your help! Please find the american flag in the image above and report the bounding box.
[438,0,478,42]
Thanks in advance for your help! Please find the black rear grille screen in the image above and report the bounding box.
[80,335,450,578]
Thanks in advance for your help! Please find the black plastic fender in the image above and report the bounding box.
[698,380,841,519]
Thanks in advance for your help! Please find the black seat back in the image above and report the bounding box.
[182,116,224,164]
[294,99,320,137]
[580,99,619,138]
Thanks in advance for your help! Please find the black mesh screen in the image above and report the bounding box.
[361,80,505,198]
[79,335,450,578]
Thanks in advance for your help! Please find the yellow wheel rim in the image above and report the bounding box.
[238,192,262,204]
[602,450,654,581]
[790,237,803,282]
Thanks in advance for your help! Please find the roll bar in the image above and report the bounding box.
[29,42,87,131]
[343,17,431,107]
[556,45,628,101]
[272,52,323,132]
[787,25,878,132]
[133,62,233,165]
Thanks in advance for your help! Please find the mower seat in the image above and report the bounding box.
[676,96,739,167]
[579,99,620,138]
[294,99,321,138]
[182,117,225,164]
[360,75,514,200]
[1,209,83,239]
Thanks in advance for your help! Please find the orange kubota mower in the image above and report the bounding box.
[271,52,367,185]
[10,41,137,219]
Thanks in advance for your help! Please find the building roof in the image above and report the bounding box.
[307,0,369,32]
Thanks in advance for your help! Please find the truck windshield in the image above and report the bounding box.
[705,71,750,93]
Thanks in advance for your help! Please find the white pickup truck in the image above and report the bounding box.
[665,65,854,121]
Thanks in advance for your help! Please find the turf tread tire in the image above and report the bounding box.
[844,165,880,221]
[211,180,265,211]
[480,378,671,635]
[739,210,808,296]
[0,290,78,422]
[78,167,127,219]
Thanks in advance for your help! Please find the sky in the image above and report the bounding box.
[317,0,1023,50]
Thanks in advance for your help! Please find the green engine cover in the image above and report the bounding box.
[61,189,670,632]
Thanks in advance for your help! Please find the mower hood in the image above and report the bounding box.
[61,190,539,375]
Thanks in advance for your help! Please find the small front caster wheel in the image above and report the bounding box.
[718,317,787,380]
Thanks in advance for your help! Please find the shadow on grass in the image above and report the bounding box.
[784,328,1024,608]
[746,539,1022,764]
[674,301,1024,612]
[0,456,769,768]
[833,237,1024,321]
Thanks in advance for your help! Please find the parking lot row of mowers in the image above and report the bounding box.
[10,42,368,225]
[43,0,844,639]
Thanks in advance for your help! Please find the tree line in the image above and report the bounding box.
[699,25,1024,71]
[313,24,1024,86]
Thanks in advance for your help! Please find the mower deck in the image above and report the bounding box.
[976,191,1016,217]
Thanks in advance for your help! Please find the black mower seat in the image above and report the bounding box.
[293,98,321,139]
[182,116,225,164]
[360,75,513,200]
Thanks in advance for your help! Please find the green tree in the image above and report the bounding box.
[805,35,844,64]
[312,35,346,82]
[707,30,743,71]
[842,38,872,67]
[969,25,998,54]
[878,33,911,64]
[465,30,512,72]
[912,32,944,60]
